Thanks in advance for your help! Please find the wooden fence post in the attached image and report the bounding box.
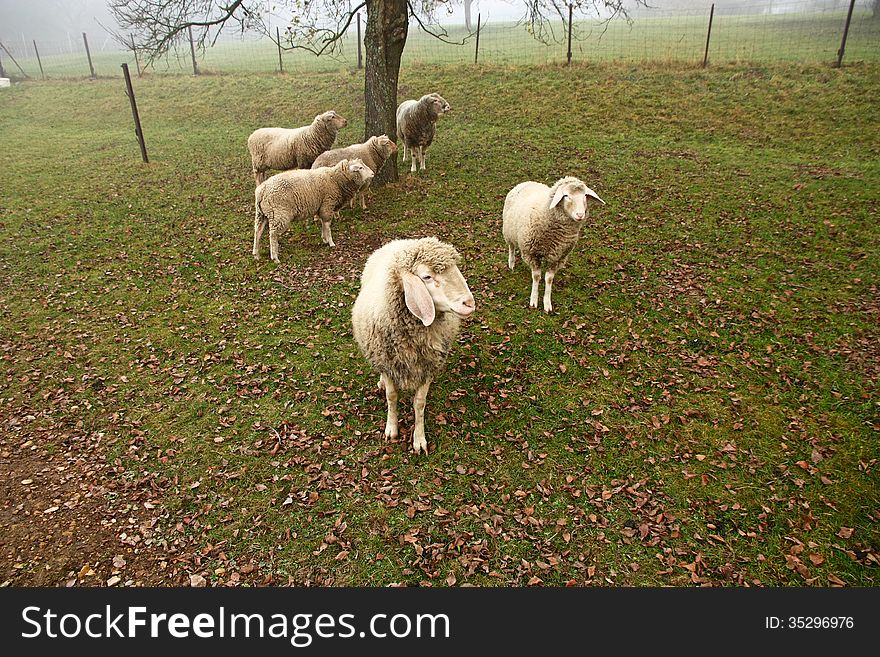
[122,63,149,163]
[0,41,30,78]
[475,13,481,64]
[83,32,96,78]
[567,4,573,66]
[357,13,363,69]
[188,25,199,75]
[835,0,857,68]
[276,27,283,72]
[703,4,715,68]
[33,40,45,79]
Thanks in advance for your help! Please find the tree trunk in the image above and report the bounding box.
[464,0,474,32]
[364,0,408,185]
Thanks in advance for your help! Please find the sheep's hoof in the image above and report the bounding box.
[529,301,538,309]
[271,257,280,264]
[327,240,336,248]
[384,425,398,440]
[377,377,385,391]
[412,435,428,454]
[253,252,260,260]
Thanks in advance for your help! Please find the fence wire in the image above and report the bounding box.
[0,0,877,80]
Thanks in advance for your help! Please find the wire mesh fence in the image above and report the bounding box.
[0,0,877,81]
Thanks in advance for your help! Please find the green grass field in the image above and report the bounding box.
[4,9,879,80]
[0,61,878,587]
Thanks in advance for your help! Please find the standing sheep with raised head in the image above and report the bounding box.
[253,158,373,262]
[396,93,450,173]
[502,176,605,313]
[247,110,347,185]
[311,135,398,210]
[352,238,476,454]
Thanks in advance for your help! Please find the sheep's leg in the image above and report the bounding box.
[543,269,556,313]
[317,207,335,248]
[268,219,281,264]
[382,373,399,441]
[360,191,367,210]
[419,147,427,171]
[507,243,516,270]
[412,378,432,455]
[253,216,269,260]
[402,143,407,162]
[252,212,267,260]
[529,266,542,309]
[323,219,334,248]
[410,146,418,173]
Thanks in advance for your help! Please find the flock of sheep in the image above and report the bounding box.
[246,93,605,454]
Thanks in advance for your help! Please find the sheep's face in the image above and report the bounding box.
[406,262,475,326]
[320,111,348,130]
[426,94,451,117]
[346,158,374,186]
[550,183,605,223]
[375,135,398,158]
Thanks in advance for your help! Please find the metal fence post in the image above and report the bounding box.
[131,34,141,77]
[567,4,573,66]
[357,13,363,69]
[33,40,45,79]
[188,25,199,75]
[83,32,96,78]
[276,27,283,72]
[122,63,149,163]
[834,0,857,68]
[703,4,715,68]
[475,13,481,64]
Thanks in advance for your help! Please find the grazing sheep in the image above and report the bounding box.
[311,134,398,210]
[253,158,373,262]
[396,93,450,173]
[247,110,347,185]
[352,237,475,454]
[502,176,605,313]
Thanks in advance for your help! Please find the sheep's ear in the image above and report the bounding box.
[401,271,435,327]
[585,188,606,206]
[549,187,567,209]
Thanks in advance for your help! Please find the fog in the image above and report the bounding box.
[0,0,869,47]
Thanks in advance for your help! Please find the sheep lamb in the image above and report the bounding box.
[253,158,373,262]
[247,110,347,185]
[396,93,450,173]
[502,176,605,313]
[311,135,398,210]
[352,237,475,454]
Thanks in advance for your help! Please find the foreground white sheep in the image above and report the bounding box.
[253,158,373,262]
[502,176,605,312]
[396,93,450,173]
[352,238,475,454]
[247,110,347,185]
[311,135,398,210]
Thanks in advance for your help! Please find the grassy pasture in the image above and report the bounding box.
[0,61,878,587]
